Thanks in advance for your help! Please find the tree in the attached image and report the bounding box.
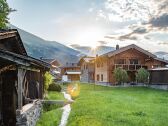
[114,67,128,85]
[0,0,14,28]
[44,72,53,93]
[136,68,149,83]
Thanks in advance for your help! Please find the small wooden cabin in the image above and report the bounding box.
[149,68,168,85]
[0,30,50,126]
[61,62,81,82]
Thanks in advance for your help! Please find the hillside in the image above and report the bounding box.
[71,44,115,56]
[10,25,82,65]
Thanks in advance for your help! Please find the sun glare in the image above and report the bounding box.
[74,27,105,48]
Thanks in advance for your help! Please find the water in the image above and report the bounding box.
[59,92,73,126]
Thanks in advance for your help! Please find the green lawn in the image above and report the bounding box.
[36,91,64,126]
[67,83,168,126]
[45,91,65,100]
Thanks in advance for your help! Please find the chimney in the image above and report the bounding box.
[116,44,119,50]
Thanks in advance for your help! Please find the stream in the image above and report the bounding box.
[59,92,73,126]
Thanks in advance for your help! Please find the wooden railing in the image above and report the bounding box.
[114,64,147,71]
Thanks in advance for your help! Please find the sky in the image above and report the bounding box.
[7,0,168,52]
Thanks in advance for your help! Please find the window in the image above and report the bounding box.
[130,59,139,64]
[115,59,126,64]
[101,74,103,81]
[97,74,99,81]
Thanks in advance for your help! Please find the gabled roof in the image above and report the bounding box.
[0,29,27,56]
[61,62,79,68]
[78,56,95,65]
[41,58,60,66]
[101,44,156,58]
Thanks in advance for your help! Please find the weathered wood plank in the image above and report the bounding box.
[17,68,26,110]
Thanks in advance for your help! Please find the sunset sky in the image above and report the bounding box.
[7,0,168,52]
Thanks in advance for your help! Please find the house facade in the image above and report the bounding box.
[61,62,81,82]
[95,44,168,85]
[78,57,95,83]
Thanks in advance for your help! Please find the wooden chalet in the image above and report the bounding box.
[78,57,95,83]
[95,44,168,85]
[0,30,50,126]
[61,62,81,82]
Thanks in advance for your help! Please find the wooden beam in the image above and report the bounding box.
[19,66,40,72]
[0,65,16,73]
[0,31,16,40]
[17,68,26,110]
[0,52,30,66]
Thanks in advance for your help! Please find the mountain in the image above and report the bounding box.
[154,51,168,60]
[71,44,115,56]
[10,25,83,65]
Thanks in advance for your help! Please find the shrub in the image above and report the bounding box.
[48,83,62,92]
[44,72,53,93]
[114,67,128,84]
[136,68,149,83]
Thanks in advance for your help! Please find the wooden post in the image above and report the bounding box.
[39,70,44,99]
[17,68,26,110]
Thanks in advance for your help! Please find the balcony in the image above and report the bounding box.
[114,64,147,71]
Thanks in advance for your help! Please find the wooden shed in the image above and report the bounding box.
[0,30,50,126]
[149,68,168,85]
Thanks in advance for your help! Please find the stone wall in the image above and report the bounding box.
[16,100,42,126]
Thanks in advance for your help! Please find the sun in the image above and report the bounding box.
[90,42,100,50]
[74,27,105,48]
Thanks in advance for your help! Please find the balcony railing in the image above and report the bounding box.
[114,64,147,71]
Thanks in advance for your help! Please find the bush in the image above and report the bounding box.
[48,83,62,92]
[44,72,53,93]
[136,68,149,83]
[114,67,128,84]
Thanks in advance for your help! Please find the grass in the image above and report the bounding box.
[36,91,65,126]
[45,91,65,100]
[67,83,168,126]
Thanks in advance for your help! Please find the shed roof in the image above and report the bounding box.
[0,29,27,56]
[0,48,50,70]
[149,67,168,71]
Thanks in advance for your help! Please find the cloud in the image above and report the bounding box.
[97,40,108,45]
[158,42,168,45]
[149,14,168,28]
[105,26,148,41]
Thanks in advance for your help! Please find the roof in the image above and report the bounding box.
[101,44,156,58]
[149,67,168,71]
[41,58,60,67]
[78,56,95,65]
[61,62,79,68]
[65,71,81,75]
[0,29,27,56]
[154,57,168,64]
[0,49,50,70]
